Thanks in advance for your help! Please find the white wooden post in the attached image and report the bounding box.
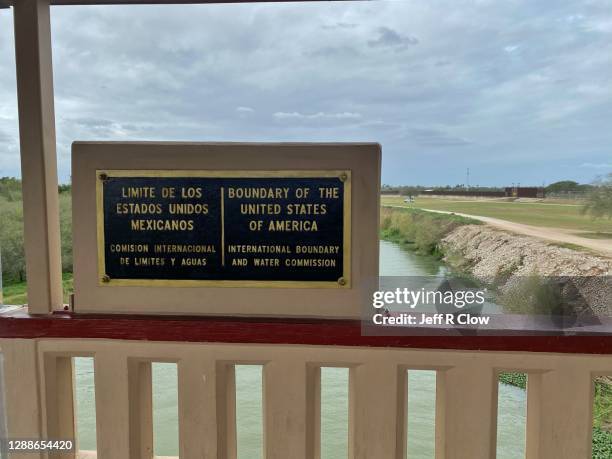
[13,0,63,313]
[305,365,321,459]
[435,364,498,459]
[43,355,76,459]
[94,353,131,458]
[177,356,225,459]
[127,360,153,459]
[348,362,406,459]
[263,358,312,459]
[1,339,44,459]
[526,368,594,459]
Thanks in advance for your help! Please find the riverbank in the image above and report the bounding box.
[422,207,612,257]
[381,206,612,456]
[380,206,480,257]
[441,224,611,317]
[381,206,611,317]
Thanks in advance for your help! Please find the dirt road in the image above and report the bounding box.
[386,205,612,258]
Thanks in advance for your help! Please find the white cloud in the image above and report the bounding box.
[273,111,362,120]
[236,106,254,113]
[321,22,357,30]
[580,163,612,169]
[564,14,585,24]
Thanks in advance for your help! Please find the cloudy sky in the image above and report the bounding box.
[0,0,611,186]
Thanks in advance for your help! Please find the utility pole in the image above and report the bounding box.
[466,168,470,190]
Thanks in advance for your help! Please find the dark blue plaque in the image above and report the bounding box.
[97,171,350,287]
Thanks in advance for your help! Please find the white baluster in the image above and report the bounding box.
[127,360,153,459]
[43,355,76,459]
[435,363,498,459]
[348,362,406,459]
[1,339,44,459]
[263,358,315,459]
[178,356,229,459]
[526,367,594,459]
[94,352,131,459]
[306,366,321,459]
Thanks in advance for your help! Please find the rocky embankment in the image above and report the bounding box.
[440,225,612,317]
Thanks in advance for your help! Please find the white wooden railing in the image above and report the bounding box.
[1,337,609,459]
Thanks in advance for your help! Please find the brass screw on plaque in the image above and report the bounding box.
[101,275,111,283]
[339,173,348,182]
[338,277,347,286]
[99,173,108,181]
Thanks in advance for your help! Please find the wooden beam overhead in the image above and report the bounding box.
[2,0,361,8]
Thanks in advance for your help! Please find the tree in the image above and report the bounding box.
[0,199,26,282]
[545,180,592,193]
[59,193,73,273]
[582,174,612,219]
[0,179,74,284]
[0,177,22,202]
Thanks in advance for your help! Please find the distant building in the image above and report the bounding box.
[418,187,545,198]
[419,189,506,198]
[504,187,545,198]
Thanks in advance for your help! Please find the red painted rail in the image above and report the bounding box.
[0,308,610,354]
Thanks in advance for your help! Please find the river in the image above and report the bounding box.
[73,240,526,458]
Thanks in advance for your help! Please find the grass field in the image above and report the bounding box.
[382,196,612,233]
[1,273,73,305]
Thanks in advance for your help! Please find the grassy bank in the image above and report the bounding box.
[382,196,612,232]
[2,273,73,305]
[380,206,479,257]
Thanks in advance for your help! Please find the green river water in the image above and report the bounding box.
[73,241,527,458]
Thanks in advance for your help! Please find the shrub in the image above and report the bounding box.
[380,207,478,257]
[1,185,73,285]
[0,198,26,283]
[582,173,612,220]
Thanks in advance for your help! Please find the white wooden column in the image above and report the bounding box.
[128,360,153,459]
[305,365,321,459]
[43,355,76,459]
[13,0,63,313]
[526,367,594,459]
[348,362,406,459]
[94,353,131,459]
[1,339,44,459]
[263,359,313,459]
[435,364,498,459]
[177,356,224,459]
